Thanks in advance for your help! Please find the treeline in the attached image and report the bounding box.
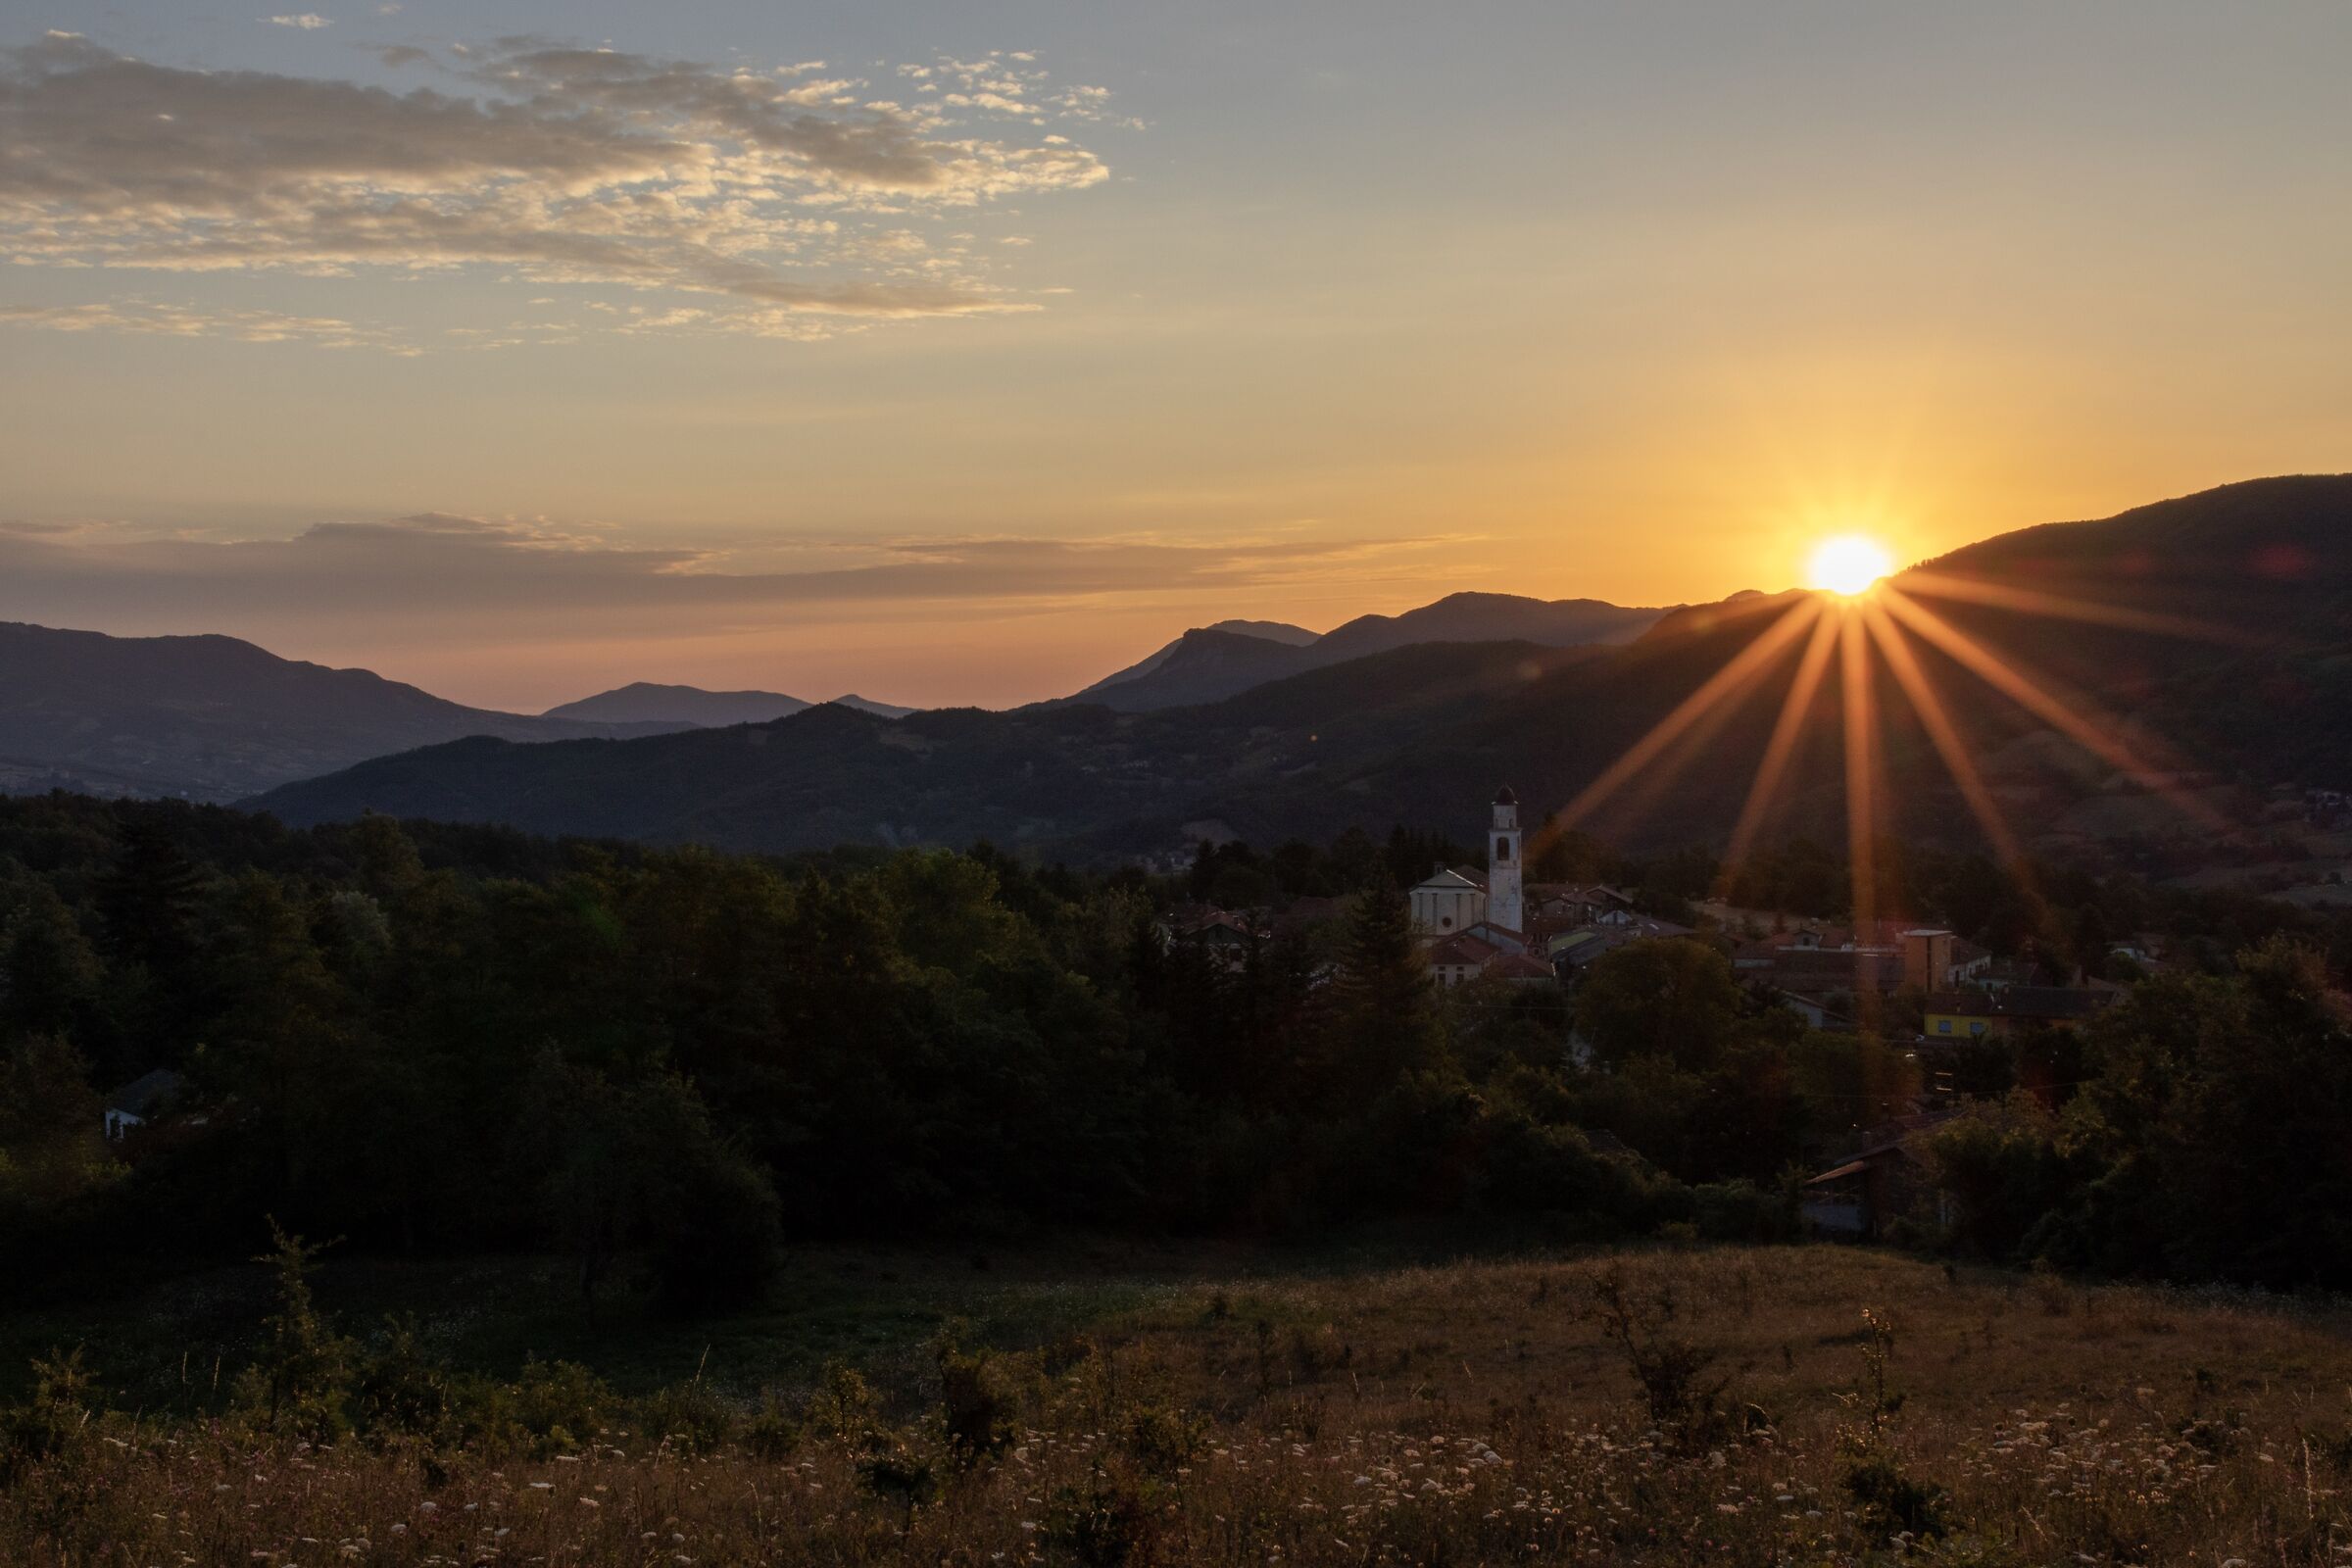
[0,795,1770,1314]
[4,791,2351,1315]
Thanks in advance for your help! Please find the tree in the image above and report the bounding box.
[232,1220,354,1438]
[96,820,204,974]
[514,1052,783,1313]
[1320,877,1442,1099]
[1575,939,1742,1072]
[0,888,103,1044]
[206,873,355,1199]
[2068,939,2352,1286]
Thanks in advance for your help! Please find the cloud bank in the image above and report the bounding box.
[0,31,1116,346]
[0,514,1429,633]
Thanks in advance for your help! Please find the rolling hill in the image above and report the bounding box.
[244,477,2352,863]
[545,684,919,726]
[544,683,812,727]
[0,622,685,803]
[1059,593,1670,710]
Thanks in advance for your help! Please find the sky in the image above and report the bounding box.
[2,2,2349,712]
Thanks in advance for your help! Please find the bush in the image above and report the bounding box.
[1044,1467,1163,1567]
[935,1335,1013,1461]
[0,1348,95,1478]
[352,1316,453,1442]
[1585,1263,1731,1450]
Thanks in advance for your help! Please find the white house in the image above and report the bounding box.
[104,1068,184,1142]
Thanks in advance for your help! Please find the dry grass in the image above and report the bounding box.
[11,1244,2352,1564]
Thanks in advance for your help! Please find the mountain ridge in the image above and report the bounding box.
[1059,592,1671,711]
[0,621,685,803]
[242,475,2352,862]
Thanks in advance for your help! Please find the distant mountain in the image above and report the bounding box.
[1310,592,1668,663]
[832,695,918,720]
[546,684,918,727]
[546,683,811,727]
[1062,629,1329,711]
[1062,593,1669,711]
[1072,619,1321,701]
[245,476,2352,864]
[0,622,683,803]
[247,639,1601,852]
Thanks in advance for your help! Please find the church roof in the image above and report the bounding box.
[1494,784,1517,805]
[1414,868,1484,891]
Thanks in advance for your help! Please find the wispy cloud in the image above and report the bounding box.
[265,13,332,28]
[0,32,1122,347]
[0,514,1439,638]
[0,299,417,352]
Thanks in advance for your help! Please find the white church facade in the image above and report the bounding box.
[1408,786,1526,938]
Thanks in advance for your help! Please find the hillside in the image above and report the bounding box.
[8,1246,2342,1568]
[1063,593,1668,710]
[0,622,682,803]
[547,684,919,726]
[544,682,811,727]
[247,477,2352,860]
[1068,617,1320,703]
[248,641,1597,852]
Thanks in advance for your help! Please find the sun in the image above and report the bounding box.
[1806,533,1894,597]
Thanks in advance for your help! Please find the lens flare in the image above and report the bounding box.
[1807,534,1893,597]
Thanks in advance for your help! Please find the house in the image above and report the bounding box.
[1175,909,1263,973]
[1777,990,1861,1031]
[1483,950,1557,986]
[1542,916,1698,982]
[1802,1112,1957,1238]
[1426,931,1505,987]
[1922,986,2115,1040]
[105,1067,185,1142]
[1525,882,1636,928]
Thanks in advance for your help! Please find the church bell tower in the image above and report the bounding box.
[1489,785,1523,935]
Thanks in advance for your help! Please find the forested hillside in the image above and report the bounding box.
[6,791,2351,1317]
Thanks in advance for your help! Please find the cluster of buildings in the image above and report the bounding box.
[1406,787,1692,987]
[1176,786,2139,1057]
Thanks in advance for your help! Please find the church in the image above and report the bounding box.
[1408,785,1527,940]
[1407,786,1688,986]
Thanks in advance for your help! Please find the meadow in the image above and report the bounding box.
[9,1243,2352,1565]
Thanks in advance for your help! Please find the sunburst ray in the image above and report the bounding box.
[1717,604,1842,895]
[1862,601,2029,871]
[1901,570,2250,645]
[1876,584,2230,831]
[1548,595,1824,834]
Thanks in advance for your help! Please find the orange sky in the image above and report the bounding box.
[3,5,2348,710]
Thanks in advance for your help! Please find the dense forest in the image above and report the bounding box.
[4,791,2352,1326]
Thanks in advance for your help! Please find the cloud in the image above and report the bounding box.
[0,30,1120,345]
[0,299,417,352]
[0,514,1437,638]
[265,14,332,28]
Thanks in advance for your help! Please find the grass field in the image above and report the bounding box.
[9,1242,2352,1564]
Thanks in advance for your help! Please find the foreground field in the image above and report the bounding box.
[10,1244,2352,1565]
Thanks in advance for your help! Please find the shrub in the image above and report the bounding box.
[0,1348,95,1478]
[352,1315,453,1442]
[1585,1263,1730,1450]
[936,1335,1013,1461]
[230,1220,353,1440]
[1043,1467,1162,1567]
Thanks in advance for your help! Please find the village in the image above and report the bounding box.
[1165,785,2173,1242]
